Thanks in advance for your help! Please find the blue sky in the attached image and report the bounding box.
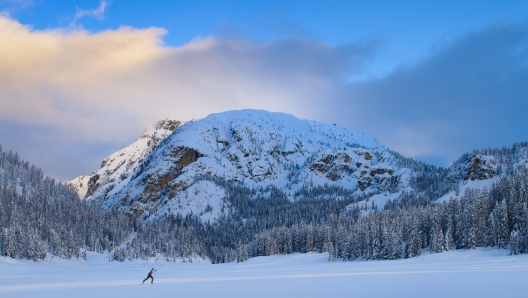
[1,0,527,180]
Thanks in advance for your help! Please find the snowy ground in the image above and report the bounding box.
[1,248,528,298]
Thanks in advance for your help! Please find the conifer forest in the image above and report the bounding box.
[2,143,528,264]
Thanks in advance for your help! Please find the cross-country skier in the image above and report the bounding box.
[142,268,156,284]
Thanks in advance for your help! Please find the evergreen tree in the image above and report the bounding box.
[486,212,497,247]
[510,230,521,255]
[237,240,244,263]
[496,200,510,248]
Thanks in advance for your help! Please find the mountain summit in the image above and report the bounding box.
[70,110,417,219]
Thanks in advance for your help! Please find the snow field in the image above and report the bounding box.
[1,248,528,298]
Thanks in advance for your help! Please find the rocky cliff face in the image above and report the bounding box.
[447,143,528,184]
[448,153,498,182]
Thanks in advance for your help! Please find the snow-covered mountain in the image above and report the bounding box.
[69,110,416,219]
[68,109,528,221]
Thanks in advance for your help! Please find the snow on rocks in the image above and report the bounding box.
[152,180,226,223]
[67,119,181,201]
[68,110,526,222]
[71,110,411,221]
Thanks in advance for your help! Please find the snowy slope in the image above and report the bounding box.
[79,110,410,220]
[68,119,181,200]
[68,175,91,199]
[1,248,526,298]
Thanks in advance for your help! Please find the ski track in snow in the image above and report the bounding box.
[2,248,528,297]
[3,267,528,291]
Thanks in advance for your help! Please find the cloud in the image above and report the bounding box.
[73,0,110,23]
[0,16,168,143]
[2,13,527,180]
[326,23,528,166]
[0,15,376,179]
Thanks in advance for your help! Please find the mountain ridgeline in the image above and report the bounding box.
[70,110,454,220]
[2,110,528,263]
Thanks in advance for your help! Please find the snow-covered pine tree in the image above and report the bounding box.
[486,212,497,247]
[237,240,244,263]
[496,200,510,248]
[510,229,521,255]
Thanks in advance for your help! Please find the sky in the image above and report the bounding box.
[0,0,527,181]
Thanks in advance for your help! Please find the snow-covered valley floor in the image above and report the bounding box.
[1,248,527,298]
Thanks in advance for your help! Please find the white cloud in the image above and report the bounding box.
[73,0,110,23]
[0,15,170,143]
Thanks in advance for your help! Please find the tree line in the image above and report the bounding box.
[1,144,528,264]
